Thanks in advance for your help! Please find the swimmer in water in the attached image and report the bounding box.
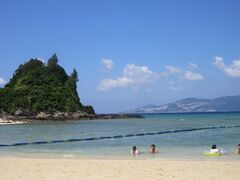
[150,144,158,154]
[210,144,219,153]
[131,146,139,155]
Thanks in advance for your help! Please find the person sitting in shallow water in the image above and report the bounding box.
[210,144,220,153]
[150,144,158,154]
[236,144,240,155]
[131,146,139,155]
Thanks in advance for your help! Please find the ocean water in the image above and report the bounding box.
[0,112,240,160]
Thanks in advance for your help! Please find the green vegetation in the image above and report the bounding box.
[0,54,95,115]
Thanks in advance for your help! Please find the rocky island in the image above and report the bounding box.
[0,54,142,124]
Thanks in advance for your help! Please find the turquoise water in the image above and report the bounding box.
[0,112,240,160]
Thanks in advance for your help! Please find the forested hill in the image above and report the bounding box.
[0,54,95,117]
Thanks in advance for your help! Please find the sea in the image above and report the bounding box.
[0,112,240,161]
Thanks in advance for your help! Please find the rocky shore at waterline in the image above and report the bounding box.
[0,111,144,124]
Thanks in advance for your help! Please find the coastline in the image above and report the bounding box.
[0,118,26,125]
[0,157,239,180]
[0,113,144,125]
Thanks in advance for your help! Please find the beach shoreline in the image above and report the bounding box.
[0,113,144,125]
[0,157,239,180]
[0,118,26,125]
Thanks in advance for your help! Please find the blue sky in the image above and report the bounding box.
[0,0,240,113]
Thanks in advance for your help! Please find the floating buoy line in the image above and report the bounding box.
[0,125,239,147]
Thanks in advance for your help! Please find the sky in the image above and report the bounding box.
[0,0,240,113]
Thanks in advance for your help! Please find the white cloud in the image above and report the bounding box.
[123,64,158,83]
[184,70,203,80]
[188,63,198,69]
[163,65,182,75]
[98,63,203,91]
[213,56,240,77]
[98,64,158,91]
[101,59,114,71]
[98,77,133,91]
[162,65,203,81]
[0,77,6,85]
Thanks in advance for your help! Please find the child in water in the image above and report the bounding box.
[150,144,158,154]
[210,144,220,153]
[210,144,225,154]
[131,146,139,155]
[236,144,240,155]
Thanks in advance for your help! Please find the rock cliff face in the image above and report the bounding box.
[126,96,240,113]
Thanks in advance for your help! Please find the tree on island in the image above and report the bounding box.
[0,54,95,116]
[47,53,58,67]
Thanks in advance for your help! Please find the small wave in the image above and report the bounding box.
[62,154,74,158]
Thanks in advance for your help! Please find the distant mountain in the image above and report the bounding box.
[125,96,240,113]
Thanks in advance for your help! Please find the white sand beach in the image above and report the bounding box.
[0,157,239,180]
